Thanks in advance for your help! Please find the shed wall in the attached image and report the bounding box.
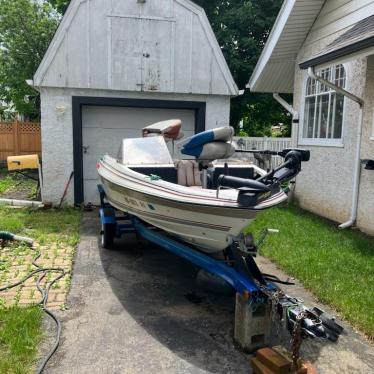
[35,0,236,96]
[40,88,230,205]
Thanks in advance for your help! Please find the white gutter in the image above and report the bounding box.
[273,93,298,117]
[307,67,364,229]
[273,93,299,147]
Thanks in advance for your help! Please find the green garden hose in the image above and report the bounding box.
[0,231,34,246]
[0,232,64,373]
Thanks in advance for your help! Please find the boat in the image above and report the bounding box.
[97,120,309,254]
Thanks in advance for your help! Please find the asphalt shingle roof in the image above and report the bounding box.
[300,15,374,69]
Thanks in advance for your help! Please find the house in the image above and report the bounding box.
[31,0,238,205]
[248,0,374,236]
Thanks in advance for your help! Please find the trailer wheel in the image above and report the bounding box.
[101,223,116,249]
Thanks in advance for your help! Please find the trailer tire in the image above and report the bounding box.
[101,223,116,249]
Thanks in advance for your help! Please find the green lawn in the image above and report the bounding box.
[0,171,15,194]
[0,307,43,374]
[248,204,374,339]
[0,206,81,373]
[0,206,81,246]
[0,169,38,199]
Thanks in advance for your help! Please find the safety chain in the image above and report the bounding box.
[291,311,306,371]
[269,290,283,322]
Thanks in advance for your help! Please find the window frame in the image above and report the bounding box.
[299,64,348,148]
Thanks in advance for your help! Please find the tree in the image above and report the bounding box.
[47,0,70,15]
[194,0,291,136]
[0,0,59,120]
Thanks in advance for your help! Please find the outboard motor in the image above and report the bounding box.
[218,148,310,207]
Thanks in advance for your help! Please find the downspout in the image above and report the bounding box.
[307,67,364,229]
[273,93,299,147]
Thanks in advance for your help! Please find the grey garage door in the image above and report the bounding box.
[82,105,195,204]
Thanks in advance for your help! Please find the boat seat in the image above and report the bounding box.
[143,119,183,141]
[179,127,236,161]
[174,160,202,187]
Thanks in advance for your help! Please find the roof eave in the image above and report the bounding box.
[299,35,374,69]
[247,0,297,91]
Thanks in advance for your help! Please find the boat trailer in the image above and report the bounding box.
[98,184,343,353]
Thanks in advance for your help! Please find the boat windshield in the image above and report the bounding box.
[118,136,174,166]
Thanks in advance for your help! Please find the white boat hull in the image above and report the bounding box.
[98,156,288,254]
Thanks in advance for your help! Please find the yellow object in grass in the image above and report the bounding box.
[7,155,40,171]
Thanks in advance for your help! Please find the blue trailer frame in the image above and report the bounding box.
[97,184,274,299]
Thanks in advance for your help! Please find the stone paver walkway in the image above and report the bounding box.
[0,239,75,310]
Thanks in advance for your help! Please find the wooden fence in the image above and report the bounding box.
[233,136,292,169]
[0,122,41,163]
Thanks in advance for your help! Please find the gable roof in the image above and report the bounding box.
[247,0,325,93]
[34,0,238,96]
[300,14,374,69]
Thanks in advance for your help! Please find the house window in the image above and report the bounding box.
[303,64,346,142]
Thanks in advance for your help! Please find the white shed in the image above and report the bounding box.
[33,0,238,205]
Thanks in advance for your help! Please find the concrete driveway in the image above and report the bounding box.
[44,211,250,373]
[44,211,374,373]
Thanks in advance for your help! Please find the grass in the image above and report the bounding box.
[248,204,374,339]
[0,207,81,247]
[0,206,82,373]
[0,307,43,374]
[0,169,38,199]
[0,173,15,195]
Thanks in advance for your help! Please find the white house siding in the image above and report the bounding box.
[292,0,374,231]
[39,88,231,205]
[357,56,374,235]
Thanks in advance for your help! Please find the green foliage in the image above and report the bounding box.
[242,93,292,137]
[47,0,70,14]
[248,204,374,338]
[0,0,59,120]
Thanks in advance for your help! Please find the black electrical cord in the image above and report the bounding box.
[0,239,67,374]
[262,273,295,286]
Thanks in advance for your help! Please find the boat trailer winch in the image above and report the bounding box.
[98,184,343,346]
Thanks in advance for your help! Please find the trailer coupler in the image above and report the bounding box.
[276,295,344,342]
